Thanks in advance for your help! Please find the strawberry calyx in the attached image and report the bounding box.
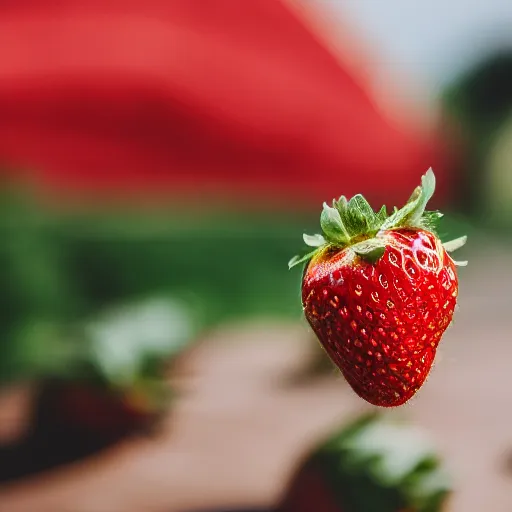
[289,168,468,269]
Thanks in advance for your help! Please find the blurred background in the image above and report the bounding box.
[0,1,510,511]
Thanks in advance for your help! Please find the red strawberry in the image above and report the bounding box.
[277,413,452,512]
[39,381,167,439]
[289,169,467,407]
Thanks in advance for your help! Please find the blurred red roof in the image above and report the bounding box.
[0,0,452,210]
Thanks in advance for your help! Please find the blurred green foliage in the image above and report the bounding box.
[0,183,470,385]
[442,50,512,226]
[0,186,311,384]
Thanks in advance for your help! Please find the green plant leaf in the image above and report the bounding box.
[407,168,436,224]
[334,195,349,216]
[351,238,387,263]
[380,169,436,231]
[443,235,467,252]
[303,233,326,247]
[312,412,451,512]
[320,202,350,244]
[344,195,380,236]
[288,248,319,269]
[420,211,443,233]
[85,297,196,387]
[376,205,388,223]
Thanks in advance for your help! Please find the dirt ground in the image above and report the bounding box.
[0,243,510,512]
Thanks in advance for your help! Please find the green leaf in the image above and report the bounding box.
[407,168,436,224]
[334,195,349,216]
[376,205,388,223]
[344,195,380,236]
[320,202,350,244]
[442,235,467,252]
[303,233,326,247]
[359,246,385,263]
[420,211,443,233]
[315,412,451,512]
[351,238,387,263]
[85,297,197,387]
[288,248,319,269]
[380,168,436,231]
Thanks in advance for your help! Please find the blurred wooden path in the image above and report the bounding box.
[0,244,510,512]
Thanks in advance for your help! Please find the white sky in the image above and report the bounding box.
[321,0,512,95]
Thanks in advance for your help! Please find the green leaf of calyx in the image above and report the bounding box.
[320,202,349,244]
[303,233,326,247]
[380,168,436,231]
[444,235,468,267]
[343,195,381,237]
[288,248,320,269]
[334,196,349,216]
[351,238,387,264]
[419,211,443,233]
[376,205,387,223]
[443,235,467,252]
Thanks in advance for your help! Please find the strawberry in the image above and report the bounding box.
[278,413,452,512]
[289,169,467,407]
[38,380,168,439]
